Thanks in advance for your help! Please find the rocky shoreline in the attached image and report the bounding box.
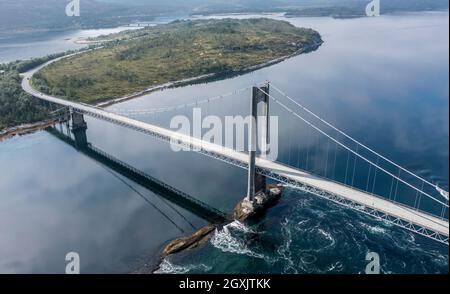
[0,119,60,142]
[95,73,216,108]
[152,184,283,273]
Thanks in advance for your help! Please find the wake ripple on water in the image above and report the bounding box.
[210,221,276,262]
[228,219,256,234]
[154,259,212,274]
[276,215,341,274]
[318,228,335,245]
[153,189,448,274]
[358,222,388,235]
[276,218,298,274]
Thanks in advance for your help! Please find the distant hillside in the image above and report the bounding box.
[284,0,450,18]
[1,0,448,34]
[0,0,168,34]
[185,0,449,16]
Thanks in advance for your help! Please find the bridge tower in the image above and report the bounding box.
[247,82,270,204]
[70,109,88,148]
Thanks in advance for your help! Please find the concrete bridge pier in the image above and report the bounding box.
[70,110,88,148]
[247,83,270,204]
[236,82,282,221]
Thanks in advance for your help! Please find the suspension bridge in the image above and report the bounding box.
[22,67,449,245]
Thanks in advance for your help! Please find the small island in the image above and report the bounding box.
[32,18,322,104]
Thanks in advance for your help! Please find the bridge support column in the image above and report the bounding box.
[70,109,88,148]
[236,82,282,221]
[246,83,270,204]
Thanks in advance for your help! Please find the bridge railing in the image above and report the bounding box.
[94,81,448,220]
[257,84,449,221]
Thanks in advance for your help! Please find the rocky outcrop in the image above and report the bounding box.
[0,119,59,141]
[160,184,283,260]
[233,184,283,222]
[162,225,216,257]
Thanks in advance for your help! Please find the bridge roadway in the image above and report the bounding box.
[22,66,449,243]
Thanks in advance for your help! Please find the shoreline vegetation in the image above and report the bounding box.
[0,69,50,135]
[33,19,322,104]
[1,18,322,138]
[0,48,97,135]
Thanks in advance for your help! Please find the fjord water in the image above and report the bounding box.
[0,12,448,273]
[0,13,183,64]
[0,27,131,64]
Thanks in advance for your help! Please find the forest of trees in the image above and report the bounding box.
[0,70,48,131]
[0,47,98,132]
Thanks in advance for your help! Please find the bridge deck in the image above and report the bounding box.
[258,160,449,236]
[22,65,449,239]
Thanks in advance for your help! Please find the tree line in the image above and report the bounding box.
[0,70,48,131]
[0,46,99,131]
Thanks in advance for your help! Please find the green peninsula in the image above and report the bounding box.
[33,18,322,104]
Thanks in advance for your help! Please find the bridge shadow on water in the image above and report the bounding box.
[45,125,228,226]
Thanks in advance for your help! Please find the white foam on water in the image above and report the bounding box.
[300,253,317,265]
[210,221,271,261]
[326,261,344,272]
[406,232,416,243]
[313,209,326,219]
[318,228,333,241]
[228,220,255,233]
[317,228,336,247]
[277,218,298,274]
[154,259,211,274]
[297,219,310,227]
[295,197,312,208]
[359,222,387,235]
[431,253,449,267]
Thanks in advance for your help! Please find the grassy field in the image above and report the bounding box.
[34,18,322,104]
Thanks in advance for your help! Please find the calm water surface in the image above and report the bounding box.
[0,14,186,64]
[0,27,134,64]
[0,12,448,273]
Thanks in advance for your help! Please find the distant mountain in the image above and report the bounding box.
[0,0,172,33]
[283,0,450,18]
[191,0,449,16]
[0,0,448,34]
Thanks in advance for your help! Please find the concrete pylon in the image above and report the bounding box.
[70,110,88,148]
[247,82,270,203]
